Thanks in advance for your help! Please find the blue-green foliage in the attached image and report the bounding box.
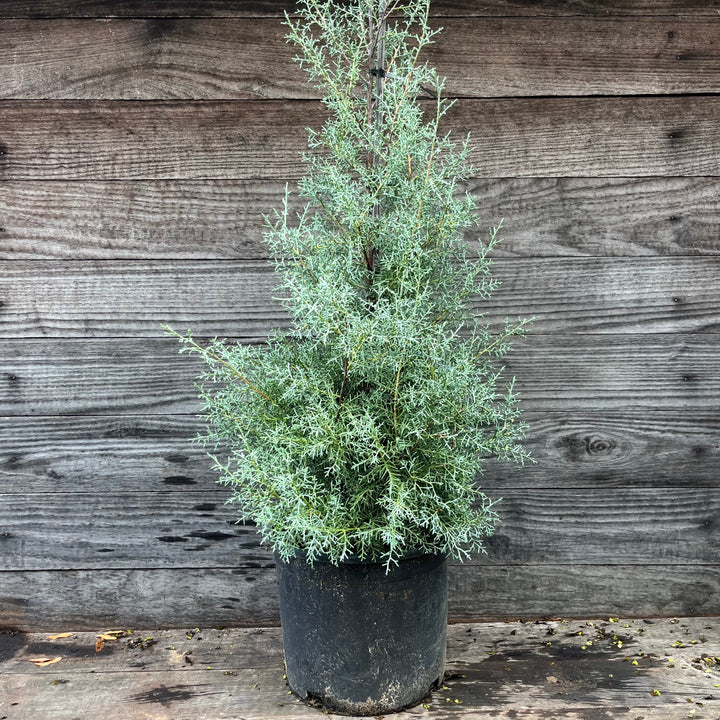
[168,0,530,566]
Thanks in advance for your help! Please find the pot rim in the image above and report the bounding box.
[277,547,446,565]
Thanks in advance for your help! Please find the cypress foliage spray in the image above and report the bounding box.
[167,0,531,568]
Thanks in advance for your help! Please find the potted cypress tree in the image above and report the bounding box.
[168,0,529,714]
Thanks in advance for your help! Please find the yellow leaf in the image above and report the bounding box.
[29,656,62,666]
[39,656,63,666]
[95,638,105,653]
[46,632,73,640]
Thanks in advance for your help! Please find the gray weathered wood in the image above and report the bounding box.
[507,334,720,411]
[3,617,717,677]
[473,177,720,257]
[3,178,719,260]
[0,618,718,720]
[1,565,718,631]
[0,0,718,17]
[0,180,280,259]
[1,0,719,638]
[1,257,719,336]
[2,654,718,720]
[1,335,717,415]
[488,411,720,489]
[3,18,720,99]
[1,665,717,720]
[1,488,718,570]
[0,415,218,493]
[3,412,719,493]
[2,97,720,180]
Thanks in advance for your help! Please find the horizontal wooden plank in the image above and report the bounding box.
[1,260,286,338]
[482,488,720,565]
[473,177,720,257]
[3,178,720,259]
[3,18,720,99]
[0,415,216,493]
[1,488,717,570]
[0,180,278,259]
[2,565,718,631]
[2,97,720,179]
[1,257,719,336]
[0,0,718,18]
[3,617,716,675]
[0,493,267,570]
[1,619,718,720]
[3,412,718,493]
[0,100,311,181]
[511,334,720,411]
[489,411,720,489]
[434,18,720,97]
[2,665,716,720]
[0,18,307,101]
[1,627,285,674]
[0,335,717,415]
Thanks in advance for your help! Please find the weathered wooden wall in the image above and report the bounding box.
[1,0,719,631]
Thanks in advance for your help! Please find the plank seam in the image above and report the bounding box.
[1,13,715,19]
[2,564,719,573]
[4,93,720,104]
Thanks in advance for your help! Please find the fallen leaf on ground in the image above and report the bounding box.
[46,632,73,640]
[28,657,62,666]
[95,638,105,652]
[97,630,124,639]
[546,676,559,683]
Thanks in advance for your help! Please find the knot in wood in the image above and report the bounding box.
[585,435,615,456]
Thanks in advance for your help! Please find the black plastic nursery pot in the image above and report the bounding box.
[275,549,448,716]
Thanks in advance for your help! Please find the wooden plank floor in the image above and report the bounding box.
[1,617,719,719]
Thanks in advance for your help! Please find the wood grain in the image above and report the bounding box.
[1,565,718,631]
[3,178,720,259]
[486,411,720,489]
[471,177,720,257]
[0,676,716,720]
[1,487,718,570]
[0,492,268,571]
[1,660,716,719]
[0,415,218,493]
[7,668,709,720]
[2,97,720,180]
[0,335,717,415]
[0,180,281,259]
[3,412,718,493]
[1,257,719,336]
[1,0,718,636]
[3,18,720,99]
[2,618,716,673]
[0,0,718,18]
[1,618,719,719]
[506,334,720,411]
